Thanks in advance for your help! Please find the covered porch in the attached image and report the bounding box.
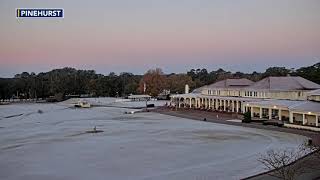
[246,100,320,127]
[170,94,250,113]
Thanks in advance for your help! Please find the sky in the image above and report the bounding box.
[0,0,319,77]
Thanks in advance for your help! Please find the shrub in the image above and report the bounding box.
[242,111,251,123]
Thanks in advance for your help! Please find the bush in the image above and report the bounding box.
[242,111,251,123]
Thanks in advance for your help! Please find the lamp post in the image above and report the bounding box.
[143,82,148,111]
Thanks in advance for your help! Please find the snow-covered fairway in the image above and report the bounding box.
[0,103,306,180]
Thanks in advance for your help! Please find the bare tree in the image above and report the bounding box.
[139,68,167,97]
[258,142,315,180]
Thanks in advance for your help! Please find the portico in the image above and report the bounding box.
[170,76,320,129]
[171,94,250,114]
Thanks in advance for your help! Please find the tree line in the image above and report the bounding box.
[0,62,319,101]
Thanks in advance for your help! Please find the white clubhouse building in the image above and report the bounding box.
[171,76,320,129]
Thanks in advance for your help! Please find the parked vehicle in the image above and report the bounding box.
[75,101,91,108]
[262,120,284,127]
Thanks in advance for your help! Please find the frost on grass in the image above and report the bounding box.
[0,100,307,180]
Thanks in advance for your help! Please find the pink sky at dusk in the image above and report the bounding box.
[0,0,319,77]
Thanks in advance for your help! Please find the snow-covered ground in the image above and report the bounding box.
[0,101,306,180]
[62,97,168,108]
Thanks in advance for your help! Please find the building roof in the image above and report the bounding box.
[207,78,254,89]
[247,99,302,109]
[290,101,320,113]
[308,89,320,96]
[192,76,320,92]
[192,86,207,93]
[248,76,320,91]
[246,99,320,114]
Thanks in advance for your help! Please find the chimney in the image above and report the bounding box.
[185,84,189,94]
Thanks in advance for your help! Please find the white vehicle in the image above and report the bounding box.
[75,101,91,108]
[124,111,135,114]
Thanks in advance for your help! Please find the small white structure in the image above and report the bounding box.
[75,101,91,108]
[128,95,151,101]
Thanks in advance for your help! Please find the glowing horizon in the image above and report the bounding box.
[0,0,319,77]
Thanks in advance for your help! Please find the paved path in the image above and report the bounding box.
[153,107,319,139]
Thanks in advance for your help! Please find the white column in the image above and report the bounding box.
[223,100,226,111]
[178,98,181,108]
[316,115,319,127]
[278,109,282,120]
[201,98,203,108]
[189,98,192,108]
[251,107,254,117]
[232,101,235,112]
[259,107,262,119]
[212,99,214,109]
[268,108,272,120]
[196,98,198,108]
[241,102,245,113]
[205,98,207,109]
[289,111,293,123]
[303,114,306,125]
[195,99,198,108]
